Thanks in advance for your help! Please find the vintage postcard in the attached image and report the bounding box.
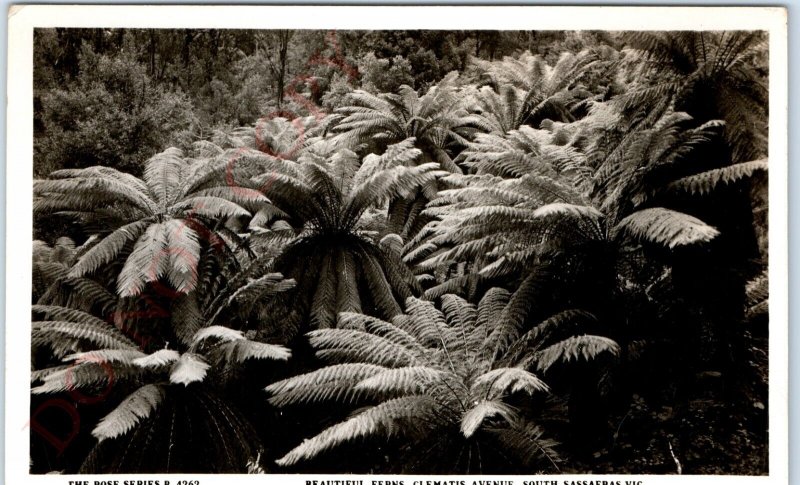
[5,5,789,485]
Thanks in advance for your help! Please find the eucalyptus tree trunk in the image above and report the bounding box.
[275,30,294,108]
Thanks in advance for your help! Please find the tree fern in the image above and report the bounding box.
[330,77,489,240]
[471,49,611,129]
[410,106,731,291]
[225,138,439,338]
[620,31,768,163]
[334,74,476,168]
[219,116,329,159]
[267,289,617,472]
[36,147,261,301]
[32,285,291,473]
[469,84,530,133]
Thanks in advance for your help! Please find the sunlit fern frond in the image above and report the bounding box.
[458,125,586,180]
[32,305,138,353]
[92,384,166,441]
[613,207,720,249]
[668,158,768,196]
[276,395,440,467]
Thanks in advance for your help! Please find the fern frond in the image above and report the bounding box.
[669,158,768,195]
[338,313,426,354]
[169,353,210,386]
[485,270,548,358]
[424,274,481,301]
[209,272,295,325]
[276,395,439,467]
[347,163,444,216]
[33,305,113,329]
[484,419,561,470]
[613,207,720,248]
[532,202,603,220]
[309,329,417,367]
[266,363,386,407]
[171,292,204,347]
[92,384,166,441]
[218,340,291,363]
[162,219,201,294]
[746,271,769,306]
[501,310,598,364]
[473,287,511,351]
[63,349,146,364]
[42,277,117,316]
[144,147,186,208]
[441,294,478,334]
[172,196,250,220]
[50,166,150,196]
[116,222,168,297]
[190,186,270,212]
[527,335,620,373]
[33,319,138,351]
[402,297,456,349]
[32,360,140,394]
[31,364,72,384]
[194,326,245,343]
[460,400,516,438]
[132,349,181,368]
[471,367,550,399]
[354,366,444,395]
[69,220,150,278]
[35,177,155,214]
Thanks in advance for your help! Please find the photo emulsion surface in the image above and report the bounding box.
[30,27,770,475]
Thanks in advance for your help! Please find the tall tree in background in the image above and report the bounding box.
[258,30,295,108]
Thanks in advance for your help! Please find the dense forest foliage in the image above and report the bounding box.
[31,29,769,475]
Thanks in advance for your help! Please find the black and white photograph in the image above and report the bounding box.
[5,5,789,483]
